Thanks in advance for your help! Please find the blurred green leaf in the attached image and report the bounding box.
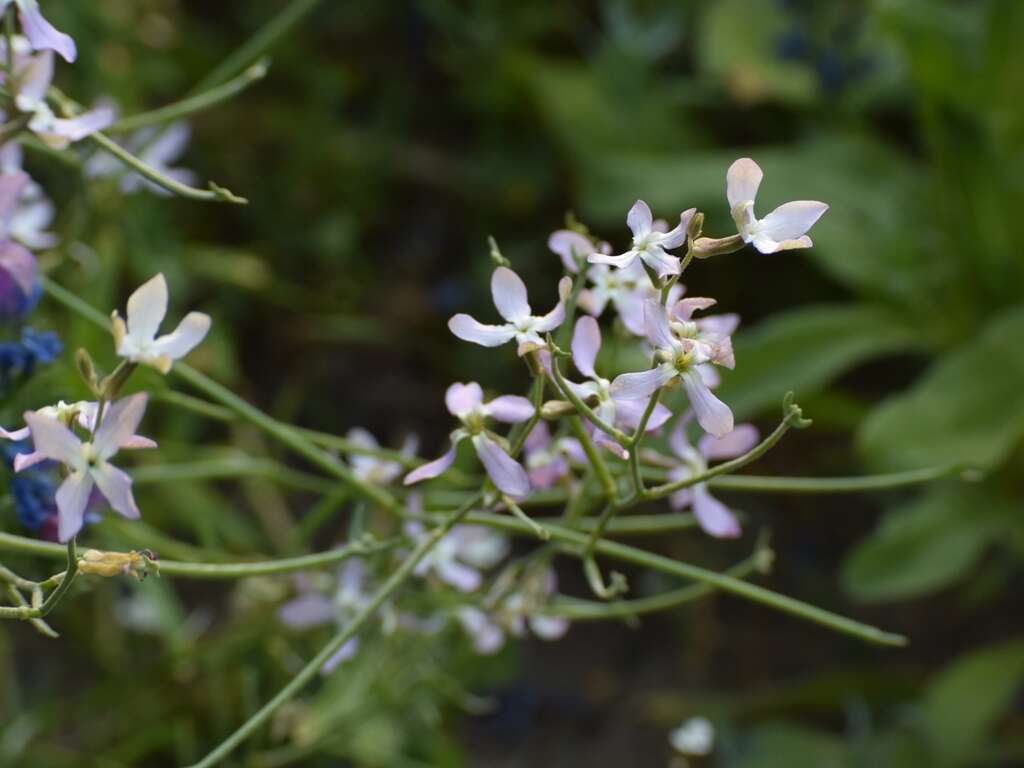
[841,483,1015,602]
[733,722,847,768]
[717,304,920,419]
[920,639,1024,766]
[858,305,1024,470]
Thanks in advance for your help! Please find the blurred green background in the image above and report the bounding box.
[2,0,1024,765]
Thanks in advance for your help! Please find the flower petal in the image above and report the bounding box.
[126,274,168,344]
[50,106,115,143]
[758,200,829,242]
[278,593,335,629]
[445,382,484,418]
[151,311,211,361]
[484,395,534,423]
[698,424,759,460]
[671,297,716,321]
[403,443,458,485]
[13,450,46,471]
[22,410,80,466]
[437,559,482,593]
[0,423,31,441]
[726,157,763,210]
[93,393,148,461]
[530,615,570,640]
[626,199,653,238]
[571,316,601,379]
[55,471,92,542]
[587,249,639,270]
[448,314,515,347]
[547,230,593,273]
[92,461,140,520]
[491,267,530,322]
[472,435,530,498]
[640,246,681,278]
[610,364,676,401]
[681,370,733,438]
[18,4,76,62]
[321,639,359,673]
[531,294,566,334]
[643,299,677,351]
[657,208,696,250]
[692,484,741,538]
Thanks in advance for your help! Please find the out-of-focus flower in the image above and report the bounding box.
[0,0,76,62]
[611,300,734,438]
[0,143,58,252]
[448,267,571,356]
[456,566,569,654]
[665,421,759,538]
[408,521,509,592]
[0,327,60,387]
[522,421,584,489]
[560,316,671,458]
[0,170,42,319]
[727,158,828,253]
[588,200,695,278]
[669,716,715,756]
[1,439,57,534]
[112,273,211,374]
[547,229,595,273]
[17,393,149,542]
[85,122,197,196]
[278,560,369,673]
[345,427,417,485]
[1,39,112,148]
[403,382,533,498]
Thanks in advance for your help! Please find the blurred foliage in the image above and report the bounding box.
[1,0,1023,765]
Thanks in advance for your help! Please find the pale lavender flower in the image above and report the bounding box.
[346,427,417,485]
[560,316,671,458]
[456,566,568,654]
[522,421,585,489]
[407,520,509,592]
[16,394,149,542]
[665,420,759,538]
[547,229,595,273]
[727,158,828,254]
[579,259,684,337]
[112,273,211,374]
[448,267,571,356]
[668,296,739,369]
[0,0,76,62]
[278,560,369,672]
[403,382,533,498]
[0,143,58,251]
[669,717,715,756]
[85,122,197,196]
[588,200,696,278]
[1,40,113,148]
[611,300,734,438]
[3,399,156,470]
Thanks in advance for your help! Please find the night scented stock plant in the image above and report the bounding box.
[0,8,974,768]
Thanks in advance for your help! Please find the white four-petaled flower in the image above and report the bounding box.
[112,273,211,374]
[403,382,534,497]
[18,394,150,542]
[448,267,571,356]
[588,200,695,278]
[727,158,828,254]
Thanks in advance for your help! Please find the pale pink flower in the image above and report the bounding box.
[522,421,585,489]
[665,421,759,538]
[610,300,734,438]
[1,0,76,62]
[403,382,533,497]
[727,158,828,253]
[448,267,571,356]
[17,394,149,541]
[407,520,509,593]
[588,200,696,278]
[345,427,417,485]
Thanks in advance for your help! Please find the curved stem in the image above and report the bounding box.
[566,415,617,501]
[109,60,269,133]
[708,463,969,494]
[184,495,479,768]
[549,354,629,446]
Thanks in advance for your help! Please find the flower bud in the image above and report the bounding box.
[76,348,100,395]
[686,211,704,241]
[540,399,575,420]
[99,360,137,400]
[77,548,159,580]
[690,234,744,259]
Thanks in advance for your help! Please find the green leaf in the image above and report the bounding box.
[733,722,848,768]
[921,640,1024,766]
[716,304,920,419]
[858,305,1024,470]
[841,483,1015,603]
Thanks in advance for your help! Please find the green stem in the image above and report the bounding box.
[132,456,338,495]
[461,512,906,646]
[549,353,629,446]
[109,60,269,133]
[566,415,617,500]
[184,495,478,768]
[707,463,969,494]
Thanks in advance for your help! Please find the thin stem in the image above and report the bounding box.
[184,495,479,768]
[502,496,549,540]
[460,512,906,646]
[566,415,617,501]
[707,463,969,494]
[131,456,338,495]
[109,60,269,133]
[549,353,629,446]
[547,535,771,621]
[35,538,77,618]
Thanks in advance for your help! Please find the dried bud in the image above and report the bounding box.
[687,210,704,241]
[75,348,100,395]
[78,549,159,581]
[99,361,137,400]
